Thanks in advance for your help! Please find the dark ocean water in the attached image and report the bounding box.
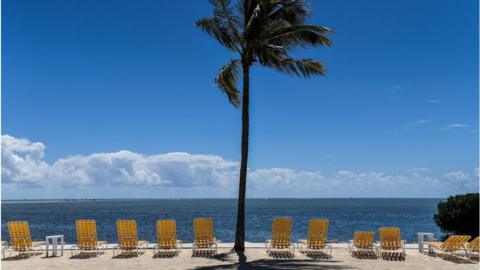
[1,198,444,244]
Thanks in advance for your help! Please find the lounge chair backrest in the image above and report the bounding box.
[157,219,177,249]
[440,235,471,252]
[307,219,329,249]
[271,217,292,249]
[379,227,402,249]
[353,231,375,249]
[8,221,33,252]
[76,219,98,250]
[467,236,480,252]
[194,218,215,248]
[117,220,139,250]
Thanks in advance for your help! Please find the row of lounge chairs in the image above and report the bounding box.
[347,228,479,260]
[4,218,479,260]
[268,219,404,259]
[4,218,214,258]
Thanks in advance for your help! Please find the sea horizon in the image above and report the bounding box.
[1,196,446,202]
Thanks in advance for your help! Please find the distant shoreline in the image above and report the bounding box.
[1,197,445,204]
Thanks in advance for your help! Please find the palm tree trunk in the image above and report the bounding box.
[234,63,250,252]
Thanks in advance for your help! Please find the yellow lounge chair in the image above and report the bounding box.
[193,218,218,255]
[114,220,148,256]
[7,221,45,257]
[426,235,471,259]
[266,217,295,256]
[378,227,406,258]
[192,218,218,254]
[298,219,332,257]
[348,231,376,255]
[466,236,479,259]
[72,219,108,256]
[154,219,182,255]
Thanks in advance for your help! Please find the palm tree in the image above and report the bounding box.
[196,0,332,252]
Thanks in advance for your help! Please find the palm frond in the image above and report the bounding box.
[245,3,262,32]
[199,0,332,107]
[257,49,325,77]
[195,18,240,52]
[214,59,241,107]
[269,0,310,25]
[210,0,242,30]
[209,0,243,48]
[267,25,332,48]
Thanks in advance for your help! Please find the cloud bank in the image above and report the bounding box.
[2,135,478,199]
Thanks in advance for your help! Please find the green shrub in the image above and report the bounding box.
[434,193,479,238]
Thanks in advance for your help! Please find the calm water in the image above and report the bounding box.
[1,198,443,244]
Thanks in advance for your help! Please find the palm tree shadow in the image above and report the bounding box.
[194,251,358,270]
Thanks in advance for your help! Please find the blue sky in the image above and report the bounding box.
[2,0,478,199]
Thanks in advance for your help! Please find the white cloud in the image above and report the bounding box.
[415,119,431,125]
[442,171,474,187]
[1,135,478,198]
[425,99,440,104]
[1,135,49,186]
[443,123,469,128]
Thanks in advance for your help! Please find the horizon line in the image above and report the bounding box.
[2,197,446,201]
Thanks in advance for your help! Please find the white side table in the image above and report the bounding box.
[417,232,434,253]
[46,235,64,257]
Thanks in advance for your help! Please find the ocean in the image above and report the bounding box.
[1,198,444,244]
